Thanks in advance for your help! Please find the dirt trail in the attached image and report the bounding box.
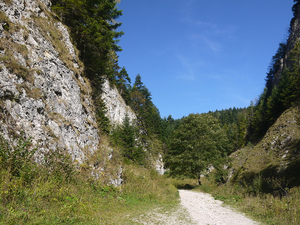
[131,190,259,224]
[179,190,259,225]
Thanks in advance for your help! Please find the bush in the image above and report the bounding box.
[0,134,38,182]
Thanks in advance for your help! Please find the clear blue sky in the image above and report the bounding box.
[116,1,294,119]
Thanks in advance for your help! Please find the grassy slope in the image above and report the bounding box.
[198,107,300,225]
[0,163,179,224]
[231,107,300,188]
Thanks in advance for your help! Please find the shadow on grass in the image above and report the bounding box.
[175,183,196,190]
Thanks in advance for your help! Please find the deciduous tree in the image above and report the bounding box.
[165,113,229,184]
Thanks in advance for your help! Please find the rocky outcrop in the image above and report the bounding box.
[274,3,300,84]
[101,79,136,125]
[228,107,300,186]
[0,0,99,162]
[0,0,165,178]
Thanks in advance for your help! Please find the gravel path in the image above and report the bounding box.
[179,190,259,225]
[131,190,259,224]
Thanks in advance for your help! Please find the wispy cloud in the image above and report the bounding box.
[201,35,222,52]
[181,10,237,54]
[206,74,223,80]
[182,13,237,36]
[175,55,205,81]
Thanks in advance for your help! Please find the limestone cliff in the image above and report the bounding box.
[0,0,99,162]
[101,79,136,125]
[0,0,164,179]
[274,2,300,84]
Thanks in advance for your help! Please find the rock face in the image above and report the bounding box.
[0,0,99,162]
[101,79,136,125]
[154,153,165,175]
[0,0,164,177]
[274,3,300,84]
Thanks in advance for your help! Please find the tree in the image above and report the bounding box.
[116,67,131,105]
[52,0,124,82]
[111,113,145,165]
[165,113,229,185]
[130,74,160,137]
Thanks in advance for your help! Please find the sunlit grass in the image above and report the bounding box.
[197,174,300,225]
[0,134,179,224]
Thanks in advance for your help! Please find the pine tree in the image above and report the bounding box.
[112,114,145,165]
[52,0,124,82]
[116,67,131,105]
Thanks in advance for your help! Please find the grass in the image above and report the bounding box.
[169,106,300,225]
[0,134,179,224]
[197,174,300,225]
[0,166,179,224]
[191,107,300,224]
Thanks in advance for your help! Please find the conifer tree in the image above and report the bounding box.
[112,114,145,165]
[116,67,131,105]
[52,0,124,82]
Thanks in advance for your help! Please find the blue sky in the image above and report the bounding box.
[116,1,293,119]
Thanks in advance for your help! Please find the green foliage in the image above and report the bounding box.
[0,134,37,181]
[52,0,123,82]
[0,134,179,224]
[116,67,132,105]
[42,148,76,182]
[165,113,229,182]
[130,74,162,139]
[209,107,249,151]
[160,115,182,149]
[249,41,300,142]
[111,114,146,165]
[94,94,110,134]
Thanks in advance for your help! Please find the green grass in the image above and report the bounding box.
[192,107,300,224]
[0,167,179,224]
[197,167,300,225]
[0,135,179,224]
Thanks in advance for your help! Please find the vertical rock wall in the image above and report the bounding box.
[0,0,99,162]
[0,0,164,176]
[101,79,136,125]
[274,3,300,84]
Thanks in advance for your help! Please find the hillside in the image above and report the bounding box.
[228,0,300,188]
[230,107,300,190]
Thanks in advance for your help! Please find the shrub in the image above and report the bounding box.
[0,133,38,182]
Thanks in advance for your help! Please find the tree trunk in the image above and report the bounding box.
[198,174,202,185]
